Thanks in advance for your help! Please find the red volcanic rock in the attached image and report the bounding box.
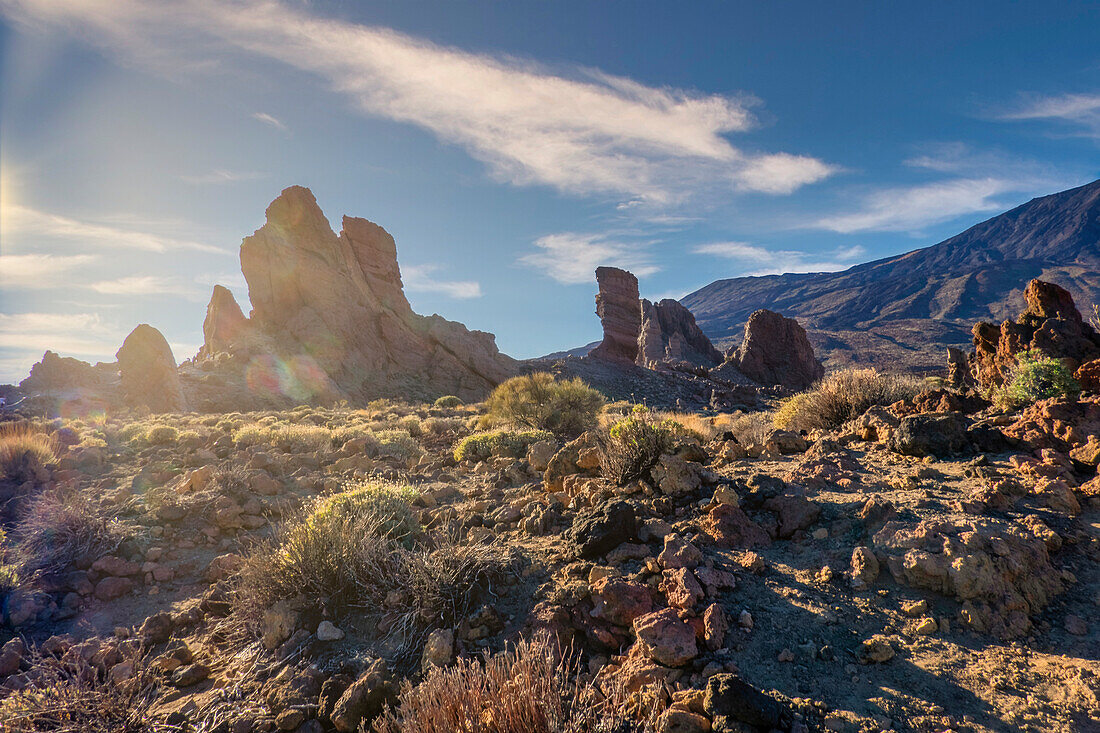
[1075,358,1100,393]
[700,503,771,549]
[116,324,187,413]
[637,298,723,369]
[590,577,654,627]
[724,309,824,390]
[970,279,1100,388]
[589,266,641,365]
[235,186,516,402]
[632,608,698,667]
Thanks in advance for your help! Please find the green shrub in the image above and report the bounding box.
[371,429,422,462]
[454,429,554,462]
[773,368,923,432]
[144,424,179,445]
[993,350,1080,409]
[484,373,605,437]
[433,395,464,409]
[596,415,675,485]
[308,481,421,546]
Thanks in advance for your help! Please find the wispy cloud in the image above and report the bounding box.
[0,253,96,289]
[1000,92,1100,136]
[179,168,266,184]
[0,312,124,358]
[520,232,659,284]
[692,241,865,275]
[402,265,482,299]
[252,111,288,132]
[1,202,229,254]
[0,0,834,204]
[813,177,1018,234]
[88,275,205,299]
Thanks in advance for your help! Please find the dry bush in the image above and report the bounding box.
[596,413,676,486]
[143,425,179,446]
[484,373,605,437]
[421,417,464,436]
[0,422,58,484]
[375,633,655,733]
[233,423,331,452]
[433,395,464,409]
[234,481,511,664]
[0,647,159,733]
[371,429,422,462]
[773,368,923,432]
[13,486,129,579]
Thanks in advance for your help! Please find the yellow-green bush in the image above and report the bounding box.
[484,372,605,437]
[433,395,464,408]
[144,424,179,445]
[370,429,422,462]
[596,414,675,485]
[234,423,331,452]
[453,429,553,462]
[993,350,1079,409]
[308,481,421,546]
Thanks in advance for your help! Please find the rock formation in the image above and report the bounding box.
[197,285,251,358]
[637,299,723,370]
[206,186,516,402]
[589,267,642,365]
[722,309,824,390]
[116,324,188,413]
[969,279,1100,388]
[19,351,109,394]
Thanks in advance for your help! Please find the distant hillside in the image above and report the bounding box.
[681,179,1100,373]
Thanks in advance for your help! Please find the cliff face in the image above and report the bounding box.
[588,266,642,365]
[206,185,516,402]
[637,299,723,370]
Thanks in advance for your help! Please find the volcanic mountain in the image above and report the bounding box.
[681,179,1100,372]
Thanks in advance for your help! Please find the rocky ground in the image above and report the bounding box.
[0,387,1097,733]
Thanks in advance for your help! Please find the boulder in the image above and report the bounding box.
[567,499,637,558]
[722,309,823,390]
[116,324,187,412]
[637,298,722,369]
[329,659,392,732]
[589,266,642,365]
[703,673,782,730]
[633,608,698,667]
[889,412,970,457]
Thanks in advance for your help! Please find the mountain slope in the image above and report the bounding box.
[681,179,1100,372]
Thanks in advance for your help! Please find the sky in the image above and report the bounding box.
[1,0,1099,382]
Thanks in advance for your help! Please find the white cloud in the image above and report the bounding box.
[252,111,288,132]
[401,265,482,299]
[520,232,659,284]
[0,253,96,289]
[88,275,204,299]
[1,202,229,254]
[0,312,124,358]
[180,168,266,184]
[813,177,1016,234]
[1000,92,1100,136]
[0,0,834,204]
[692,241,865,275]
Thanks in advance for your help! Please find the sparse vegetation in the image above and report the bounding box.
[0,422,58,484]
[12,486,129,578]
[484,372,605,437]
[234,422,330,452]
[992,349,1080,409]
[143,424,179,445]
[773,367,924,432]
[376,633,654,733]
[453,429,554,462]
[433,395,464,408]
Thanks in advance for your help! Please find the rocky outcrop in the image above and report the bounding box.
[589,267,641,365]
[213,186,515,402]
[970,279,1100,388]
[197,285,251,358]
[637,299,723,369]
[721,309,823,390]
[116,325,187,413]
[19,351,110,394]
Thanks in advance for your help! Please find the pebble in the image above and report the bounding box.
[316,621,345,641]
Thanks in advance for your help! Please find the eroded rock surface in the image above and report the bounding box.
[722,309,824,390]
[589,266,642,365]
[637,298,723,369]
[116,325,187,413]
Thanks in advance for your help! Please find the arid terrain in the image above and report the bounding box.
[1,189,1099,733]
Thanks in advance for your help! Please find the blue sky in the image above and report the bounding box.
[1,0,1099,382]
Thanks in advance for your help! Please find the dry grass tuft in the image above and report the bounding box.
[0,647,159,733]
[13,486,129,579]
[375,632,655,733]
[773,368,923,432]
[0,422,58,484]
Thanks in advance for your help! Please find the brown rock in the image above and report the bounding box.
[661,568,704,611]
[198,285,251,358]
[637,298,722,369]
[590,577,654,627]
[700,504,771,549]
[329,659,392,732]
[849,546,879,590]
[116,324,187,412]
[94,577,134,601]
[702,603,727,651]
[724,309,824,390]
[589,266,641,365]
[633,608,698,667]
[1076,358,1100,393]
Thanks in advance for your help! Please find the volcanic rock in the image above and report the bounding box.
[116,325,187,413]
[637,298,722,369]
[722,309,823,390]
[225,186,515,402]
[19,351,109,394]
[198,285,251,358]
[970,279,1100,388]
[589,266,641,365]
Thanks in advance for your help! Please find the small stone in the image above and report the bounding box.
[812,527,828,540]
[777,648,794,662]
[1065,615,1088,636]
[316,621,345,641]
[912,617,938,636]
[738,610,753,630]
[275,709,306,731]
[900,599,928,617]
[420,628,454,672]
[859,635,895,664]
